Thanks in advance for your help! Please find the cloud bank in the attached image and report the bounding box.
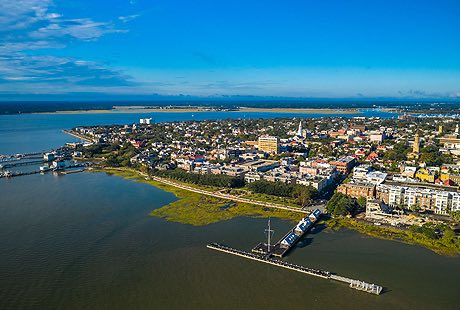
[0,0,134,93]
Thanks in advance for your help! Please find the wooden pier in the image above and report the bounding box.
[207,243,383,295]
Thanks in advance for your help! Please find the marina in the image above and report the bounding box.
[0,150,89,178]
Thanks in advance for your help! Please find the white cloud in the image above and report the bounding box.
[0,0,53,31]
[0,0,135,91]
[29,18,121,41]
[118,14,140,23]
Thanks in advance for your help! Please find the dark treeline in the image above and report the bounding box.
[154,169,244,188]
[247,180,318,206]
[2,99,460,114]
[326,192,358,216]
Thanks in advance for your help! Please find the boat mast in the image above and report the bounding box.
[265,217,274,253]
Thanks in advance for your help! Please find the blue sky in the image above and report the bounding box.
[1,0,460,99]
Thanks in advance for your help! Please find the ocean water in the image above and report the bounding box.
[3,108,459,309]
[0,172,459,309]
[0,109,397,155]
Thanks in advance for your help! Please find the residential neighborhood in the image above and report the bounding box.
[70,115,460,231]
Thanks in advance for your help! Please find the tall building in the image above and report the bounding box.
[438,125,443,135]
[296,121,303,137]
[413,132,420,154]
[258,136,280,154]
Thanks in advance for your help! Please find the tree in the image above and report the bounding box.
[450,210,460,223]
[293,186,317,207]
[357,196,367,208]
[326,192,358,217]
[410,204,421,213]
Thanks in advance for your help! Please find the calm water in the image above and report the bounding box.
[1,172,459,309]
[2,109,459,309]
[0,109,396,155]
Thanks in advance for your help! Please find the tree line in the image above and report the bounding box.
[247,180,318,207]
[154,169,244,188]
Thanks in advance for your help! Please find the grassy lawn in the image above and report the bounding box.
[242,192,301,208]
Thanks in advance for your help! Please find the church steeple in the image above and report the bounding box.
[296,120,303,137]
[413,131,420,154]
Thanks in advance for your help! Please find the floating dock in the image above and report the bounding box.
[207,243,383,295]
[253,209,322,258]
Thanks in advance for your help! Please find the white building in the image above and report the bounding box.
[451,193,460,211]
[353,165,372,179]
[435,191,451,214]
[140,118,153,125]
[388,186,405,207]
[366,171,388,185]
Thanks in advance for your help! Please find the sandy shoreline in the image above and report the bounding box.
[37,107,361,115]
[238,107,360,114]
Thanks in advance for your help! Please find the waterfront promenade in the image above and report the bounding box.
[102,167,309,214]
[149,175,309,214]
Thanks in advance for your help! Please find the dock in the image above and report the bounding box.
[253,209,322,257]
[207,243,383,295]
[0,160,47,169]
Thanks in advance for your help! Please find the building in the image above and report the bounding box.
[388,186,405,207]
[140,118,153,124]
[440,173,460,185]
[415,168,435,183]
[404,188,436,211]
[52,160,66,170]
[296,121,303,137]
[244,172,263,183]
[43,152,56,161]
[413,132,420,154]
[297,176,328,192]
[366,199,393,220]
[337,182,375,199]
[258,136,280,154]
[365,171,388,185]
[369,133,385,143]
[451,192,460,211]
[330,156,357,174]
[376,184,390,204]
[439,125,460,149]
[380,183,457,214]
[435,191,450,214]
[353,165,372,179]
[239,159,279,172]
[408,132,420,159]
[401,166,417,178]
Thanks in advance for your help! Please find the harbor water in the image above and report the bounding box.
[1,109,459,309]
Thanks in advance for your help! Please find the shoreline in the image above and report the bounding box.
[326,217,460,256]
[93,167,302,225]
[29,107,362,115]
[90,166,459,256]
